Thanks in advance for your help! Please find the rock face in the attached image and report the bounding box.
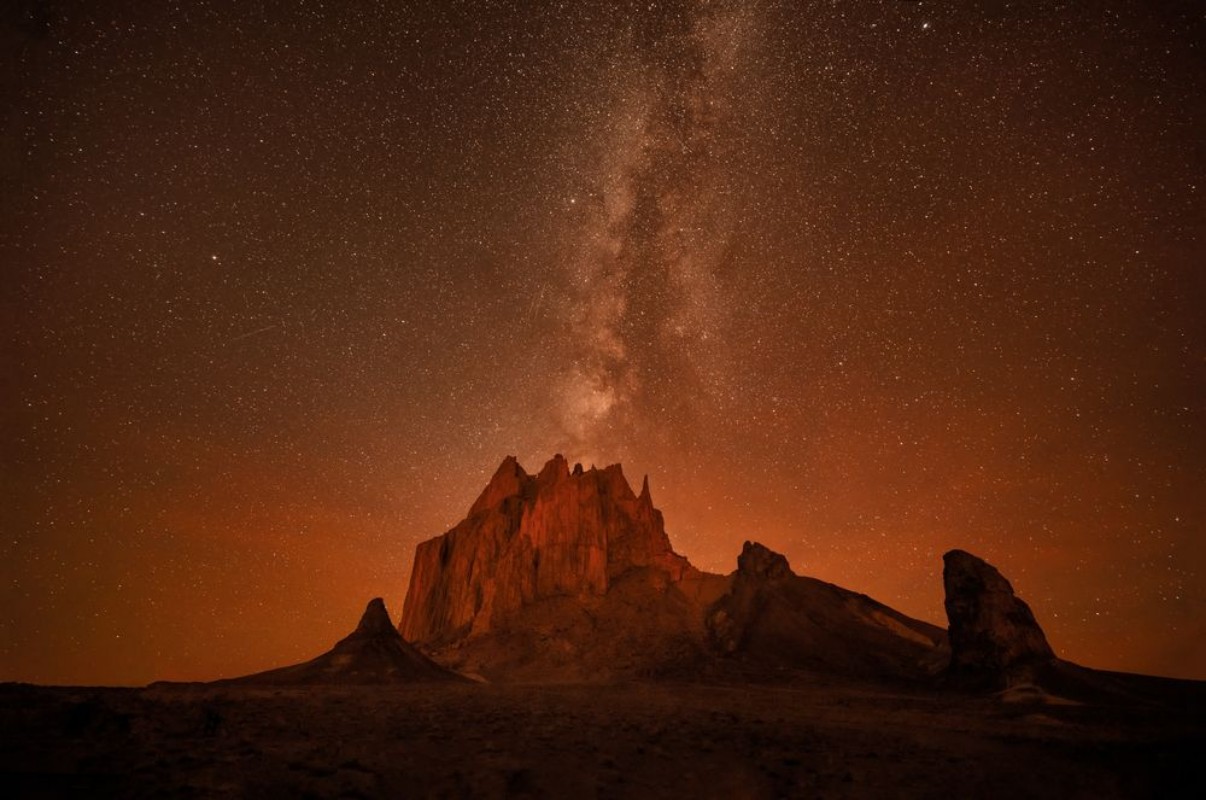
[942,549,1055,687]
[734,540,792,581]
[706,542,948,680]
[400,455,692,645]
[221,598,466,685]
[399,455,948,682]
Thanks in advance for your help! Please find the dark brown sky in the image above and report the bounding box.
[3,0,1204,685]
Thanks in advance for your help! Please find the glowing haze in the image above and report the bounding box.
[3,1,1203,685]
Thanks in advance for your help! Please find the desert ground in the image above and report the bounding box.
[3,677,1202,799]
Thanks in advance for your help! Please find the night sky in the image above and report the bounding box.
[3,1,1203,685]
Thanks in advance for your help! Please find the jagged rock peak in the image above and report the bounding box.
[537,453,571,483]
[400,454,690,645]
[467,455,653,518]
[736,541,792,581]
[353,597,395,637]
[469,455,530,516]
[942,549,1055,686]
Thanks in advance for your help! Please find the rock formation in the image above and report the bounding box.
[220,598,466,685]
[706,542,948,680]
[399,456,949,682]
[400,454,693,645]
[942,549,1055,688]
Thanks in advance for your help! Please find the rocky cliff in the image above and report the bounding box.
[400,455,693,645]
[399,455,952,683]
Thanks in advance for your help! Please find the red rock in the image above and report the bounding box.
[734,540,791,581]
[398,457,950,683]
[468,455,530,517]
[399,455,693,645]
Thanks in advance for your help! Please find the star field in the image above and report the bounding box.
[2,1,1203,684]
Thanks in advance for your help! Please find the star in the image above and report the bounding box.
[2,0,1200,685]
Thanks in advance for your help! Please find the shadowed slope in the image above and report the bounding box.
[218,599,467,685]
[940,550,1206,706]
[706,542,948,681]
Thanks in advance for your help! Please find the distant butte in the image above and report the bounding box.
[400,454,693,646]
[398,455,948,683]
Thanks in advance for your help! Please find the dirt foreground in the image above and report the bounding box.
[2,679,1202,798]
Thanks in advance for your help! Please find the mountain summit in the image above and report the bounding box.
[399,455,947,682]
[400,454,693,646]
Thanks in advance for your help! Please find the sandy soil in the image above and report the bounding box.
[2,678,1202,798]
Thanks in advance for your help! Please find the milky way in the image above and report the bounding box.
[3,1,1203,684]
[552,1,752,460]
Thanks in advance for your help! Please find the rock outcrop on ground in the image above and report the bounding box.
[219,598,466,685]
[400,455,948,682]
[400,455,692,647]
[942,549,1056,689]
[399,455,726,681]
[706,542,948,681]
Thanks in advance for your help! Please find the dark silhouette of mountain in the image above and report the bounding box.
[218,598,467,685]
[706,542,947,681]
[942,548,1055,689]
[941,549,1206,706]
